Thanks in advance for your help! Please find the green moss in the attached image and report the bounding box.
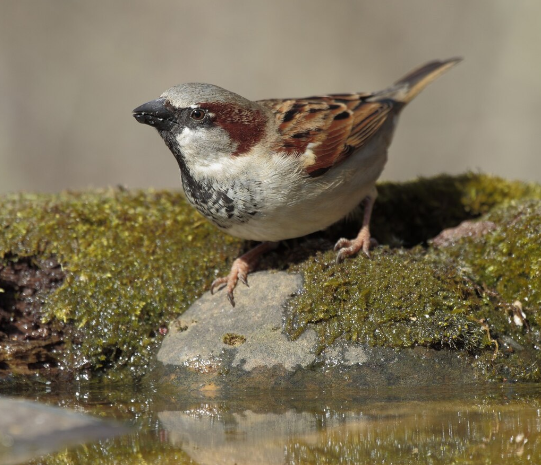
[286,247,499,353]
[429,199,541,381]
[1,173,540,382]
[286,177,541,381]
[371,173,541,246]
[0,189,242,379]
[222,333,247,346]
[433,200,541,321]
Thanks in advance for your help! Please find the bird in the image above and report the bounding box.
[133,58,461,306]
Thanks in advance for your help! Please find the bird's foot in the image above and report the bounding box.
[211,257,250,307]
[334,227,377,263]
[210,241,277,307]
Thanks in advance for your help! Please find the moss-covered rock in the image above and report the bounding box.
[285,246,495,352]
[0,189,243,380]
[432,200,541,381]
[286,192,541,382]
[371,172,541,246]
[1,173,540,382]
[433,200,541,321]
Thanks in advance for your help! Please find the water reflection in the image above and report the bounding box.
[157,388,539,464]
[4,384,541,464]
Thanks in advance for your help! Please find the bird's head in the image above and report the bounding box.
[133,83,268,167]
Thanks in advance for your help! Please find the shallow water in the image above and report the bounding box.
[3,383,541,464]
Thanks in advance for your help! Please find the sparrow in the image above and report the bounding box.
[133,58,461,306]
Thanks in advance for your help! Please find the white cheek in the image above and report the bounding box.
[175,126,231,174]
[175,127,197,146]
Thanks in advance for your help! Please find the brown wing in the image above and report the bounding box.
[259,93,395,177]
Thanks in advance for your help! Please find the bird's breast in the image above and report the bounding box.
[175,133,389,241]
[179,163,264,230]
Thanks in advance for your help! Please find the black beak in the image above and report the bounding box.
[133,98,176,131]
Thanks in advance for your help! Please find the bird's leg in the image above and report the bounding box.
[334,188,378,263]
[211,241,278,307]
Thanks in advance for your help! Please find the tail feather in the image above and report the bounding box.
[374,57,462,104]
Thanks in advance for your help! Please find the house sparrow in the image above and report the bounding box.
[133,58,461,306]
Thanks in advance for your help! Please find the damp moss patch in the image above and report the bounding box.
[430,200,541,381]
[0,189,243,380]
[286,194,541,382]
[285,247,495,352]
[433,200,541,322]
[1,173,540,382]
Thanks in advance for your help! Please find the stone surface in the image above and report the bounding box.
[156,271,478,391]
[0,396,127,465]
[431,220,497,247]
[158,271,316,372]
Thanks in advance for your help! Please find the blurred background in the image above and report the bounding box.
[0,0,539,194]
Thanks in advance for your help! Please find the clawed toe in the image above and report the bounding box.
[212,267,249,307]
[335,242,358,263]
[227,291,235,307]
[212,273,238,307]
[209,241,276,307]
[211,262,246,307]
[333,238,351,252]
[210,277,227,295]
[333,228,374,263]
[333,192,377,264]
[238,271,249,287]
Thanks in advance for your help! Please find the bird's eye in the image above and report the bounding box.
[190,108,205,121]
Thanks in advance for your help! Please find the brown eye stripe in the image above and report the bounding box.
[201,102,266,156]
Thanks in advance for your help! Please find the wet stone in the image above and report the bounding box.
[0,396,127,464]
[156,271,478,391]
[431,220,497,248]
[158,272,316,372]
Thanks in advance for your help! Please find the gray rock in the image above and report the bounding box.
[158,271,315,372]
[155,272,476,393]
[156,271,478,391]
[0,396,128,465]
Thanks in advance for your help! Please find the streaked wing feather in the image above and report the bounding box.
[259,93,395,176]
[346,101,393,148]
